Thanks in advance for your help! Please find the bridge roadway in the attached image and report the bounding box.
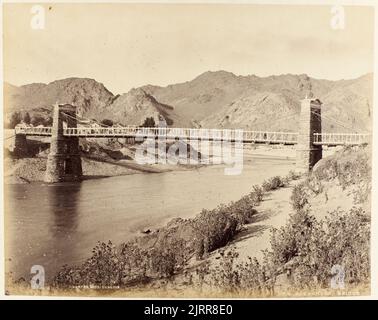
[14,126,370,146]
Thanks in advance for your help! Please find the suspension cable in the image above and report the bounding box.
[249,112,298,128]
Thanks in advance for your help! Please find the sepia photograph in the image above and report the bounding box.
[1,1,376,301]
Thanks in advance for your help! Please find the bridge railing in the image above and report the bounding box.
[63,126,298,143]
[243,131,298,144]
[14,126,52,135]
[313,133,371,145]
[64,127,245,141]
[14,125,371,146]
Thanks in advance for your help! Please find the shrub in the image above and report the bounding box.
[228,196,258,227]
[211,248,240,292]
[290,183,309,212]
[251,185,264,203]
[53,237,190,288]
[141,117,156,128]
[209,207,370,293]
[313,146,371,190]
[287,170,301,181]
[305,176,324,195]
[7,112,21,129]
[53,241,122,288]
[262,176,284,192]
[101,119,114,127]
[353,181,371,205]
[192,207,238,256]
[119,242,149,285]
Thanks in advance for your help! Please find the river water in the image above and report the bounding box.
[5,153,295,281]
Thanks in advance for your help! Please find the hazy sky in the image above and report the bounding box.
[3,3,375,94]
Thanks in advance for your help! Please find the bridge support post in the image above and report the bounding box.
[44,104,82,183]
[13,133,28,157]
[296,98,322,172]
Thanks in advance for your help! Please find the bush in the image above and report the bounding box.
[119,242,149,285]
[101,119,114,127]
[286,170,301,181]
[228,196,258,227]
[251,185,264,203]
[7,112,21,129]
[53,241,122,288]
[305,175,324,195]
[211,248,240,292]
[290,183,309,212]
[313,146,371,190]
[53,237,190,288]
[192,207,238,258]
[262,176,284,192]
[209,207,370,293]
[141,117,156,127]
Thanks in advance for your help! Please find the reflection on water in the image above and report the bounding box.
[50,184,81,234]
[5,156,295,281]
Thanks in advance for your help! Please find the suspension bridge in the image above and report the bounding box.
[13,125,370,146]
[9,98,371,182]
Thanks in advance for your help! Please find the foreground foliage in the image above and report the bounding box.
[208,206,370,294]
[52,173,297,288]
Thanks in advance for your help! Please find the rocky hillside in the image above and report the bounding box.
[4,78,114,116]
[143,71,373,132]
[4,78,175,127]
[4,71,373,131]
[102,88,177,126]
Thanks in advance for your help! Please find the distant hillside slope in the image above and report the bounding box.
[102,88,178,126]
[143,71,373,132]
[4,71,373,131]
[4,78,114,116]
[4,78,175,127]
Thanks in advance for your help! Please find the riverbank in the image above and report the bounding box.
[3,143,298,184]
[3,154,202,184]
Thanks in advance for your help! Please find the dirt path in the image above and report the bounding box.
[229,183,296,262]
[220,175,365,265]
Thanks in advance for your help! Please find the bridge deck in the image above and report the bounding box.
[313,133,370,146]
[14,126,370,146]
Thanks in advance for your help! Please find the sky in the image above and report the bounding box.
[3,3,375,94]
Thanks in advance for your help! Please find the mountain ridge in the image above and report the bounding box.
[4,71,373,131]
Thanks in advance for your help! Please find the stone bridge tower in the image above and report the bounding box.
[296,98,322,172]
[44,104,82,183]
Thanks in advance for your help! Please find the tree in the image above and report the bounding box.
[141,117,155,128]
[31,115,45,126]
[8,112,21,128]
[101,119,114,127]
[22,112,31,124]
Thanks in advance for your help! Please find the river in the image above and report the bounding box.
[5,153,295,281]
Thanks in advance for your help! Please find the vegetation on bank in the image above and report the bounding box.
[52,172,300,289]
[204,205,370,295]
[203,145,371,295]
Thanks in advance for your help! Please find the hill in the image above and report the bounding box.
[4,78,175,127]
[4,78,114,116]
[4,71,373,131]
[143,71,373,131]
[101,88,177,126]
